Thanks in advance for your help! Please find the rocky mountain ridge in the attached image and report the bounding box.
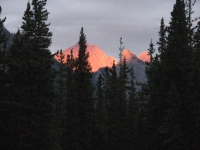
[54,43,116,72]
[54,43,150,85]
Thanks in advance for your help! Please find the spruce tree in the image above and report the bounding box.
[185,0,196,48]
[0,6,11,149]
[55,49,66,127]
[116,57,129,149]
[160,0,198,148]
[56,50,66,96]
[106,60,119,149]
[54,49,67,148]
[5,0,57,149]
[94,73,108,149]
[192,19,200,149]
[100,66,111,148]
[0,6,8,98]
[72,27,94,149]
[145,18,168,149]
[157,17,167,56]
[145,40,164,149]
[62,49,79,149]
[127,66,139,149]
[147,39,155,63]
[160,83,183,149]
[5,30,35,149]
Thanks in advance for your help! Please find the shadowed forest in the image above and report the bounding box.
[0,0,199,149]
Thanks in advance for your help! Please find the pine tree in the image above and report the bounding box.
[147,39,155,63]
[102,66,111,103]
[0,6,8,98]
[5,30,36,149]
[69,27,94,149]
[185,0,196,48]
[55,49,66,127]
[0,6,11,149]
[106,60,119,149]
[192,19,200,149]
[127,66,139,149]
[160,0,198,148]
[144,18,168,149]
[54,49,67,148]
[100,66,111,148]
[56,50,66,96]
[145,40,165,149]
[62,48,79,149]
[160,83,183,149]
[116,57,129,149]
[94,73,108,149]
[75,28,94,148]
[5,0,57,149]
[193,20,200,97]
[157,17,167,56]
[21,2,33,39]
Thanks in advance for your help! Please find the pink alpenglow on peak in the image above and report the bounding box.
[54,43,116,72]
[139,51,150,62]
[121,49,137,62]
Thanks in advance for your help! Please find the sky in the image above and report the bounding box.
[1,0,200,60]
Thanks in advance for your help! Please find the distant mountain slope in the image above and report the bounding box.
[2,27,13,48]
[54,43,148,86]
[92,49,147,86]
[121,49,147,83]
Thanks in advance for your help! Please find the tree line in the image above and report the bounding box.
[0,0,199,149]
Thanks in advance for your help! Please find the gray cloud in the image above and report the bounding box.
[1,0,200,60]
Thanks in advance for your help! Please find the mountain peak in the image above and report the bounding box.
[139,51,150,62]
[54,43,116,72]
[121,49,137,62]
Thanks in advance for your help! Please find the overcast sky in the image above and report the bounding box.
[1,0,200,60]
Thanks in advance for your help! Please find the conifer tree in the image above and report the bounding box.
[5,30,35,149]
[62,48,79,149]
[94,73,108,149]
[157,17,167,56]
[147,39,155,63]
[0,6,8,98]
[116,57,129,149]
[106,60,119,149]
[145,18,168,149]
[185,0,196,48]
[71,27,94,149]
[191,19,200,148]
[145,40,165,149]
[5,0,57,149]
[114,38,129,148]
[0,6,11,149]
[193,20,200,99]
[55,50,66,129]
[54,49,67,148]
[102,66,111,101]
[127,66,140,149]
[56,50,66,96]
[99,66,111,148]
[160,0,198,148]
[160,83,184,149]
